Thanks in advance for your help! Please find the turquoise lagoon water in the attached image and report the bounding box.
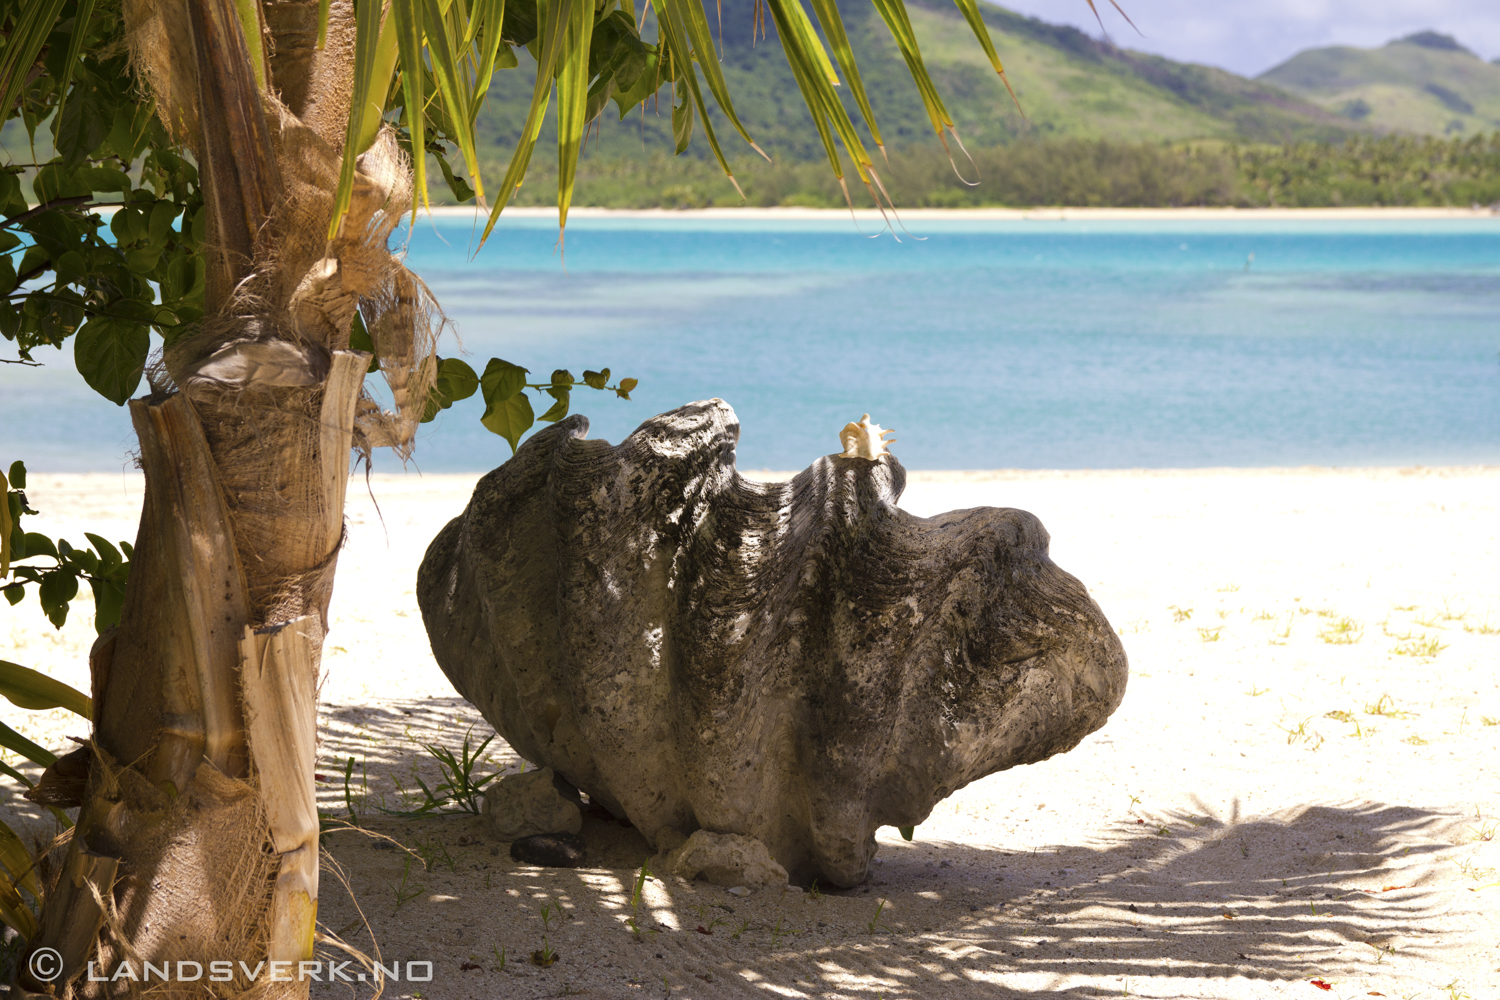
[4,216,1498,472]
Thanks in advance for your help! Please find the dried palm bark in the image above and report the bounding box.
[17,0,434,994]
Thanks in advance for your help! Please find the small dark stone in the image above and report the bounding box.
[372,841,394,851]
[510,833,588,868]
[1128,904,1139,912]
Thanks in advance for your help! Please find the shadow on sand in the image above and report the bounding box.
[303,696,1464,999]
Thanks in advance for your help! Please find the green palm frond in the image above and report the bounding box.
[0,660,93,719]
[323,0,1097,240]
[0,0,70,119]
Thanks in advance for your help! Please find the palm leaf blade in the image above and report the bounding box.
[804,0,884,150]
[0,661,92,719]
[554,0,594,230]
[0,0,69,119]
[866,0,955,136]
[328,0,385,238]
[0,822,40,899]
[420,0,486,201]
[480,0,571,244]
[390,0,430,215]
[661,0,763,156]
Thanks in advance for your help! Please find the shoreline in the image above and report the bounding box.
[419,204,1500,222]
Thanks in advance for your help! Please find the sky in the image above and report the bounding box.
[991,0,1500,77]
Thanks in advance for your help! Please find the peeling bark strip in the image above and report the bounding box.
[241,618,319,964]
[188,0,283,306]
[418,400,1130,888]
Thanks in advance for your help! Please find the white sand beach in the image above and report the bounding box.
[3,464,1498,999]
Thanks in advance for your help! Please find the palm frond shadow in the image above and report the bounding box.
[311,695,1461,998]
[826,801,1449,994]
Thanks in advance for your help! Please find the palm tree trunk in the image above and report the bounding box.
[16,0,408,993]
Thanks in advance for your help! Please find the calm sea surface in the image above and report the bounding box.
[5,217,1498,472]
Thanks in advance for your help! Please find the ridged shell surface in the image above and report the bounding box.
[417,400,1128,887]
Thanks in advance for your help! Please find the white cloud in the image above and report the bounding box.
[989,0,1500,76]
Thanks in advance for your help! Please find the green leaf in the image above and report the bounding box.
[73,317,148,405]
[582,368,608,389]
[54,250,86,284]
[9,462,26,490]
[435,150,476,203]
[0,660,92,719]
[21,533,56,560]
[537,385,569,422]
[124,244,163,273]
[671,90,694,154]
[0,813,43,897]
[0,871,39,941]
[438,358,480,401]
[898,825,914,841]
[479,357,528,403]
[612,49,662,118]
[37,570,78,627]
[148,201,178,244]
[615,376,638,399]
[32,163,90,203]
[347,311,381,373]
[55,76,111,171]
[550,369,575,387]
[89,579,125,634]
[480,391,535,454]
[422,357,480,422]
[82,533,121,571]
[0,719,57,767]
[77,166,130,193]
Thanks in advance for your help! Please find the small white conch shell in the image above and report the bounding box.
[839,414,896,461]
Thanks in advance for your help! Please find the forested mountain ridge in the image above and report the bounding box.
[1260,31,1500,137]
[471,0,1359,181]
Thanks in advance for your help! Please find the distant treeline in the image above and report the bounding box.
[492,133,1500,210]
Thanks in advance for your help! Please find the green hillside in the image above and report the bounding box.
[0,0,1368,210]
[466,0,1356,196]
[1259,31,1500,137]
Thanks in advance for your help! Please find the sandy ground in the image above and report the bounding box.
[3,464,1498,1000]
